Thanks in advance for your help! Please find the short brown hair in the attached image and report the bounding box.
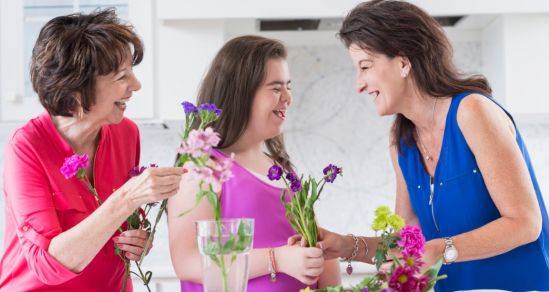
[196,35,293,172]
[339,0,491,151]
[31,8,143,116]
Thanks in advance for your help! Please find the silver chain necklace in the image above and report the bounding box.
[416,98,438,162]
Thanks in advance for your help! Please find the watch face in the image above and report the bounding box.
[445,246,458,262]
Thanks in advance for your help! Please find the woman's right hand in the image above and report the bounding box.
[276,245,324,286]
[120,167,184,209]
[288,227,348,261]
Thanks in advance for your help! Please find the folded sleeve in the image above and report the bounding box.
[3,135,80,285]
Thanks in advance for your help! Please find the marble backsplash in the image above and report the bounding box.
[1,43,548,287]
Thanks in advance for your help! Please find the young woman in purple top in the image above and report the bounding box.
[167,35,341,291]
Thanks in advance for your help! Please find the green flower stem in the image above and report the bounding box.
[133,260,152,292]
[138,199,167,265]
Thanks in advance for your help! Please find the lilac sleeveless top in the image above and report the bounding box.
[180,149,317,291]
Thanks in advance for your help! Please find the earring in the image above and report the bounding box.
[401,71,408,78]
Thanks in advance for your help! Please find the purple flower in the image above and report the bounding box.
[397,225,426,258]
[129,163,158,178]
[60,154,89,179]
[360,289,370,292]
[181,101,198,114]
[198,103,222,116]
[129,166,146,178]
[267,165,283,181]
[286,172,302,192]
[322,164,342,183]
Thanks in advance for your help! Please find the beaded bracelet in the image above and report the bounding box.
[268,248,277,282]
[341,234,359,275]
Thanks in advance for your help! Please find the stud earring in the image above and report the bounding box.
[401,71,408,78]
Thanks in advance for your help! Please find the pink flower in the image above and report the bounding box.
[178,127,221,158]
[417,274,431,291]
[388,266,419,292]
[398,225,425,258]
[185,155,233,192]
[403,255,424,272]
[211,155,234,186]
[60,154,89,179]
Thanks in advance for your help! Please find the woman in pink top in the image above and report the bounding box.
[168,35,341,291]
[0,9,182,291]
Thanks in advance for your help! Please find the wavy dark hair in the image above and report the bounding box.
[31,8,143,117]
[339,0,491,152]
[196,35,293,172]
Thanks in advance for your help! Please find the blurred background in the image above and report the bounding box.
[1,0,549,290]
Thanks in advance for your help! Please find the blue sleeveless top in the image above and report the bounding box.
[398,92,549,291]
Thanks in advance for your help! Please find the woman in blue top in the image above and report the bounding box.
[296,0,549,291]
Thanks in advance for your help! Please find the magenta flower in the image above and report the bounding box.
[398,225,425,258]
[388,266,419,292]
[267,165,283,181]
[322,164,342,183]
[60,154,89,179]
[178,127,221,158]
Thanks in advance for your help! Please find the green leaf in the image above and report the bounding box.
[375,249,386,271]
[127,212,141,230]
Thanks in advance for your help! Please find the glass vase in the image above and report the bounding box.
[196,218,254,292]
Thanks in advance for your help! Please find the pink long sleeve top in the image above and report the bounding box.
[0,112,140,291]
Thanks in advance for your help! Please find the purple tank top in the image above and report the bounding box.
[180,149,317,291]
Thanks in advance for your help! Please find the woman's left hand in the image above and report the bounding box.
[422,239,444,270]
[114,229,152,261]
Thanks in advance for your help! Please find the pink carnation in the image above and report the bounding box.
[60,154,89,179]
[178,127,220,158]
[398,225,425,258]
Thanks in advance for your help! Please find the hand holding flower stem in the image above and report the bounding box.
[60,155,155,291]
[268,163,342,247]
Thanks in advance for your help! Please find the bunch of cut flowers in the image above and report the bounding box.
[305,206,446,292]
[267,163,343,247]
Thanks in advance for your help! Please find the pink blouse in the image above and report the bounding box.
[0,112,140,291]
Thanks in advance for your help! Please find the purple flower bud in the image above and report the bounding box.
[181,101,198,114]
[198,103,222,116]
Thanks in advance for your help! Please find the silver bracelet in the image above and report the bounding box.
[358,236,369,262]
[341,234,359,275]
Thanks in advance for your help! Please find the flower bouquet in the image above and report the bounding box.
[60,156,156,291]
[307,206,446,292]
[176,102,253,292]
[267,164,343,247]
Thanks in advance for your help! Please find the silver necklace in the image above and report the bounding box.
[416,98,438,162]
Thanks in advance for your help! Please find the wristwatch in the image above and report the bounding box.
[442,237,458,264]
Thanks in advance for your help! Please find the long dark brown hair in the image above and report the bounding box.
[196,35,293,172]
[338,0,491,152]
